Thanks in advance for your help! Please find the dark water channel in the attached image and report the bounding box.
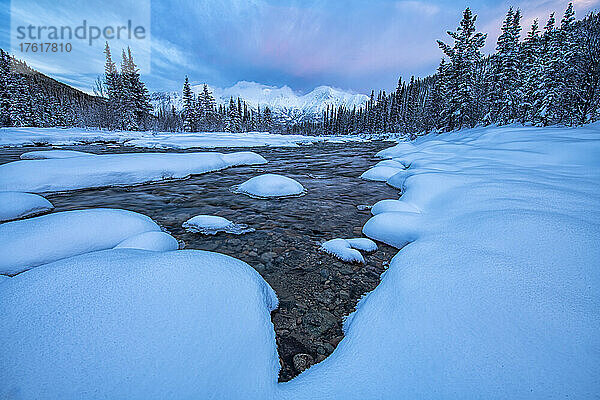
[0,141,399,381]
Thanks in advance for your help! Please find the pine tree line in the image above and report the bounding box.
[303,3,600,137]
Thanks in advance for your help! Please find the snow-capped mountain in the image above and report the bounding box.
[150,81,368,123]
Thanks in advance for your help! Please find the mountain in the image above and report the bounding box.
[150,81,369,124]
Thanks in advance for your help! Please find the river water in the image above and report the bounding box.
[0,141,399,381]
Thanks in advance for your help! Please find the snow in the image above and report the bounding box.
[0,127,368,149]
[0,151,267,193]
[234,174,306,199]
[115,231,179,251]
[0,275,9,283]
[2,124,598,398]
[183,215,254,235]
[359,165,404,181]
[0,249,279,399]
[0,209,162,275]
[345,238,378,253]
[370,199,421,215]
[373,159,405,168]
[320,239,364,263]
[281,124,600,399]
[320,238,377,263]
[0,191,54,222]
[19,149,95,159]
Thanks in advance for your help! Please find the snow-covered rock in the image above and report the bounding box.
[345,238,378,252]
[320,239,364,263]
[0,151,267,193]
[320,238,377,263]
[115,231,179,251]
[183,215,254,235]
[283,124,600,399]
[0,209,161,275]
[371,199,420,215]
[360,166,404,181]
[19,149,95,159]
[0,249,279,399]
[0,191,54,222]
[221,151,268,166]
[374,159,405,168]
[234,174,306,199]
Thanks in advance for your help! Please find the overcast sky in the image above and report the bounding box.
[1,0,598,94]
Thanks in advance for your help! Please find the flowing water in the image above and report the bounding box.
[0,141,399,381]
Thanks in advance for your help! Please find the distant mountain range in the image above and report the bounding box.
[150,81,369,123]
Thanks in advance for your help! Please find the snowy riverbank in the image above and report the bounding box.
[0,127,371,149]
[1,124,599,399]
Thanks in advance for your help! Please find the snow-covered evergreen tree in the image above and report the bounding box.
[437,8,487,130]
[182,76,195,132]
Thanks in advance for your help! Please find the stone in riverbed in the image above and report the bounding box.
[292,353,314,373]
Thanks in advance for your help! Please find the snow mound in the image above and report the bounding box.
[234,174,306,199]
[0,191,54,222]
[320,239,364,263]
[0,151,267,193]
[320,238,377,263]
[183,215,255,235]
[0,208,161,275]
[115,231,179,251]
[345,238,378,252]
[374,159,405,168]
[221,151,268,166]
[360,166,404,181]
[283,124,600,399]
[0,249,279,399]
[371,199,420,215]
[20,149,95,159]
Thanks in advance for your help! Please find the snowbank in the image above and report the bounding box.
[370,199,420,215]
[0,191,54,222]
[359,165,404,181]
[183,215,254,235]
[320,238,377,263]
[0,151,267,193]
[0,127,368,149]
[234,174,306,199]
[281,124,600,399]
[0,209,161,275]
[115,231,179,251]
[0,249,279,399]
[20,149,95,159]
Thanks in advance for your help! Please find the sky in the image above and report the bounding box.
[0,0,598,95]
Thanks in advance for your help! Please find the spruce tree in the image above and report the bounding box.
[182,76,195,132]
[103,42,124,129]
[437,8,487,130]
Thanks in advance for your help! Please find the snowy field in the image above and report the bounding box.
[1,124,599,399]
[0,127,369,149]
